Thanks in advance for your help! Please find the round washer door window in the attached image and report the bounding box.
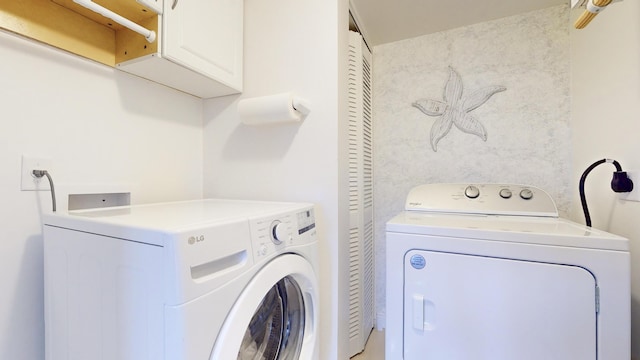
[210,254,318,360]
[238,276,305,360]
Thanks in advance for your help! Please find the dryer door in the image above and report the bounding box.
[211,254,318,360]
[404,250,597,360]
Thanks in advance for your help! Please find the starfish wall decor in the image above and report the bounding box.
[412,67,506,152]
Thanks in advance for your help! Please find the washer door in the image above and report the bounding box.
[211,254,318,360]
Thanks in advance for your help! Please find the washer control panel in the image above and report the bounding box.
[406,183,558,217]
[250,206,316,261]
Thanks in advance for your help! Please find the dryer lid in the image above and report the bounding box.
[392,183,628,251]
[387,211,628,251]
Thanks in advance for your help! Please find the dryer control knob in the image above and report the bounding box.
[519,188,534,200]
[464,185,480,199]
[270,221,287,245]
[499,188,512,199]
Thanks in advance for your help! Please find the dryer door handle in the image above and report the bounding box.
[412,294,424,331]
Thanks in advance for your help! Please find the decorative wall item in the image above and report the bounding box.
[413,67,506,152]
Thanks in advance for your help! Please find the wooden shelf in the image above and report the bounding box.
[0,0,158,66]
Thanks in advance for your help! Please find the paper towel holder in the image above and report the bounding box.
[237,92,312,126]
[292,97,311,116]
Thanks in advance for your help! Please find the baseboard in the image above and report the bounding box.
[375,310,385,330]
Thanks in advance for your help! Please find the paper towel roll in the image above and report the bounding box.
[238,93,310,125]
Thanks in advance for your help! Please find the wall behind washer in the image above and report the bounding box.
[0,30,203,359]
[372,5,571,325]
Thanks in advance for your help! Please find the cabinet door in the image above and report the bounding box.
[163,0,242,91]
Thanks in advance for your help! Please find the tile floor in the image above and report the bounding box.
[350,330,385,360]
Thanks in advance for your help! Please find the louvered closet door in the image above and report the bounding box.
[347,30,374,357]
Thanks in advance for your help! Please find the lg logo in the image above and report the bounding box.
[188,235,205,245]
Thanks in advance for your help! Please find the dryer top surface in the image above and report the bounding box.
[389,183,627,251]
[387,211,628,251]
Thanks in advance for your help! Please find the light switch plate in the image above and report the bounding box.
[21,155,52,191]
[619,170,640,202]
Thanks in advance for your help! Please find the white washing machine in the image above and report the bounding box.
[385,183,630,360]
[43,199,319,360]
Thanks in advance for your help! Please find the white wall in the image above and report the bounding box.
[372,5,571,323]
[9,2,638,358]
[0,31,203,359]
[570,1,640,358]
[202,0,350,358]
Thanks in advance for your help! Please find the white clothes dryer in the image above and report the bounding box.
[386,183,630,360]
[43,199,319,360]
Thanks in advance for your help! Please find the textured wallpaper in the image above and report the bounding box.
[372,5,571,323]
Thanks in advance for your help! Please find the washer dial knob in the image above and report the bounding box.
[270,220,288,245]
[464,185,480,199]
[499,188,512,199]
[519,188,534,200]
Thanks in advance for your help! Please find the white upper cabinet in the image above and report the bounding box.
[117,0,243,98]
[163,0,243,92]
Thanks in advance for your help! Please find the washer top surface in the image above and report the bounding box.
[388,183,628,251]
[44,198,312,235]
